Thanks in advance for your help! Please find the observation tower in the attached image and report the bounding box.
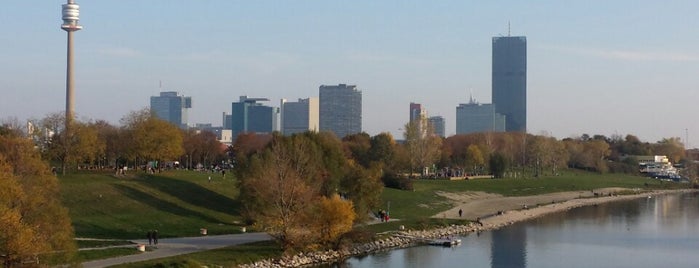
[61,0,82,128]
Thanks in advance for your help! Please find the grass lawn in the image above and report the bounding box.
[379,171,681,222]
[57,169,687,266]
[59,170,245,239]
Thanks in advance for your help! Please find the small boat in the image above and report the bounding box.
[429,237,461,246]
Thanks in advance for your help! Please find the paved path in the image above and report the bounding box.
[82,232,271,268]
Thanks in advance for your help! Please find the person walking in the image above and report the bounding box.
[147,231,153,245]
[153,230,159,245]
[458,208,463,217]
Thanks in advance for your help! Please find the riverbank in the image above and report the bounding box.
[238,188,694,268]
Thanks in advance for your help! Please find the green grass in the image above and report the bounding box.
[59,170,245,239]
[379,171,682,222]
[56,169,688,265]
[107,240,282,268]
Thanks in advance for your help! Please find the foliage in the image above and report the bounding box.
[122,109,184,164]
[309,194,355,249]
[183,129,225,169]
[489,152,508,178]
[39,113,104,174]
[403,118,442,176]
[340,164,383,220]
[0,129,77,266]
[381,172,414,190]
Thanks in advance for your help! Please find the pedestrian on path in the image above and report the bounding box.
[153,230,159,245]
[147,231,153,245]
[459,208,463,217]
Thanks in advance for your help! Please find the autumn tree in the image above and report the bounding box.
[183,130,225,169]
[308,194,355,249]
[39,113,103,174]
[465,144,485,174]
[340,164,383,221]
[121,109,184,167]
[403,117,442,176]
[238,137,322,252]
[0,127,76,266]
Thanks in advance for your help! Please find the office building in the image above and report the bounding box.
[456,97,506,135]
[409,102,426,122]
[319,84,362,138]
[492,35,527,132]
[231,96,278,139]
[150,91,192,128]
[280,98,319,136]
[428,116,446,138]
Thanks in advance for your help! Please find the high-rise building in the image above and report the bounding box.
[150,91,192,128]
[428,116,446,138]
[409,102,426,122]
[231,96,278,139]
[492,35,527,132]
[455,97,506,135]
[280,98,319,136]
[319,84,362,138]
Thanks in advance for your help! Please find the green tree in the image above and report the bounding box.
[0,127,76,266]
[489,152,508,178]
[340,164,383,221]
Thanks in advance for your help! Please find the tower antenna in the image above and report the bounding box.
[508,21,511,36]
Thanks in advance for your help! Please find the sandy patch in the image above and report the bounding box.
[434,188,640,220]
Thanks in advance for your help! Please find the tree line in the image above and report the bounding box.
[4,110,691,255]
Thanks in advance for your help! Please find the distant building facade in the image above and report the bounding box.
[319,84,362,138]
[428,116,446,138]
[409,102,426,122]
[150,91,192,128]
[280,98,319,135]
[231,96,278,139]
[492,35,527,132]
[455,98,506,135]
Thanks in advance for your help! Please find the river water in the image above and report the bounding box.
[336,192,699,268]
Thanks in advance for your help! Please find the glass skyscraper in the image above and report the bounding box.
[231,96,277,139]
[492,36,527,132]
[319,84,362,139]
[150,91,192,128]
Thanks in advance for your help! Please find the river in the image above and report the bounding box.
[333,192,699,268]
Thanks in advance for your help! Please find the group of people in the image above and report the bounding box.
[146,230,159,245]
[377,210,390,222]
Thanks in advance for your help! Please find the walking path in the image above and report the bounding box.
[81,232,271,268]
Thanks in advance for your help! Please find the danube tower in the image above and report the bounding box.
[61,0,82,128]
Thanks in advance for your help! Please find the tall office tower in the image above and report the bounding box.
[409,102,426,122]
[319,84,362,139]
[150,91,192,128]
[222,112,233,130]
[428,116,446,138]
[231,96,278,139]
[455,97,506,135]
[492,35,527,132]
[280,98,319,136]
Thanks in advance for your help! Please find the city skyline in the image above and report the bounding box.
[2,1,699,146]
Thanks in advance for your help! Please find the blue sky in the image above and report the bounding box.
[2,1,699,146]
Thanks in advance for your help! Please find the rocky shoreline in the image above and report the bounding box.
[239,189,694,268]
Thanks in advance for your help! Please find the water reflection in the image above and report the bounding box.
[491,226,526,268]
[338,192,699,268]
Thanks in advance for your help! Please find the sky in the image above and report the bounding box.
[2,1,699,147]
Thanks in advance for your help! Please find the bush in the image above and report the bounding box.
[381,172,413,190]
